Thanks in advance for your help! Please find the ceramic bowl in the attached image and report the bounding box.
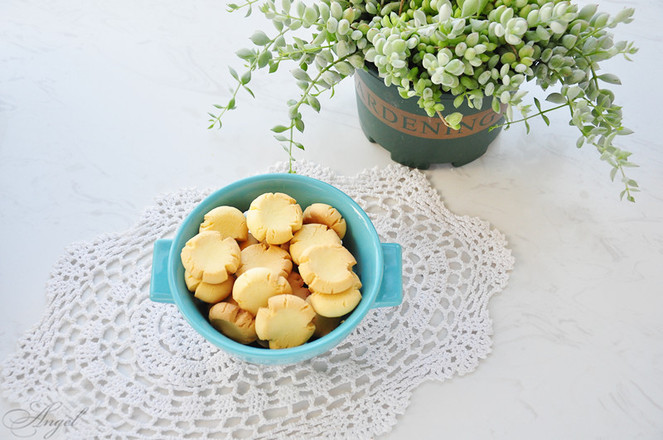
[149,173,402,364]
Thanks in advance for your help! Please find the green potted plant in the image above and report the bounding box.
[208,0,638,200]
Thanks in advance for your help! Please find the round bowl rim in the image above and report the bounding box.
[166,173,384,362]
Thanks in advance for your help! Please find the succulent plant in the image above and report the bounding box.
[209,0,639,201]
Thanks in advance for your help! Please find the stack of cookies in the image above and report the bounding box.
[179,192,362,349]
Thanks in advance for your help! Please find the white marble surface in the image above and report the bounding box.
[1,0,662,438]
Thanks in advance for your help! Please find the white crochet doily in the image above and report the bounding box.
[1,161,513,439]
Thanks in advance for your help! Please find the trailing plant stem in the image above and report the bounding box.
[282,53,355,171]
[494,103,568,128]
[208,29,289,130]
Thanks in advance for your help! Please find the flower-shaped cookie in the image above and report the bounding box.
[238,232,260,250]
[308,287,362,318]
[232,267,292,315]
[180,231,241,284]
[184,270,201,291]
[289,223,342,265]
[255,294,316,349]
[286,271,311,300]
[302,203,347,239]
[194,276,235,304]
[199,205,248,241]
[246,192,303,245]
[235,243,293,278]
[298,245,357,294]
[208,302,257,345]
[185,270,235,303]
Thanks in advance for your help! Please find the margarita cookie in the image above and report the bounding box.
[181,231,241,284]
[184,270,202,292]
[289,223,342,265]
[298,245,357,294]
[238,232,260,251]
[194,276,235,304]
[286,271,311,300]
[208,302,257,345]
[308,287,362,318]
[246,192,303,245]
[349,271,362,290]
[255,294,316,349]
[223,295,240,307]
[199,206,249,241]
[232,267,293,315]
[302,203,347,239]
[236,243,292,278]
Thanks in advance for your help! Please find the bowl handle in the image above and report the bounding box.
[371,243,403,308]
[150,239,175,303]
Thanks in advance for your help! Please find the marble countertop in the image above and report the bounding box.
[1,0,662,438]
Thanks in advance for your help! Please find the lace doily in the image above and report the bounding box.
[1,162,514,439]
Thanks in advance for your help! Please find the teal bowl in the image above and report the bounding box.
[149,173,402,365]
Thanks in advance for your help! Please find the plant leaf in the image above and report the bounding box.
[534,97,542,112]
[546,92,566,104]
[250,31,271,46]
[597,73,622,85]
[445,112,463,127]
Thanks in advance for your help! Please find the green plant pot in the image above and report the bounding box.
[354,65,504,169]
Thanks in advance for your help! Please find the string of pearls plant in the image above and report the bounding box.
[209,0,639,201]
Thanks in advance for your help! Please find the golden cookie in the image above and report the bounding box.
[307,287,362,318]
[349,271,362,290]
[289,223,342,265]
[246,192,303,245]
[236,243,293,278]
[286,271,311,300]
[255,294,316,349]
[303,203,347,239]
[224,296,239,306]
[238,232,260,251]
[194,276,235,304]
[199,205,248,241]
[180,231,241,284]
[184,270,202,292]
[208,302,257,345]
[298,245,356,294]
[232,267,292,315]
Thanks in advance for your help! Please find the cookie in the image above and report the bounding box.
[286,271,311,300]
[235,243,293,278]
[238,232,260,251]
[194,275,235,304]
[289,223,342,265]
[208,302,257,345]
[180,231,241,284]
[307,287,362,318]
[223,296,240,306]
[298,245,356,294]
[255,294,316,349]
[184,270,202,292]
[199,205,248,241]
[246,192,303,245]
[302,203,347,239]
[232,267,293,315]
